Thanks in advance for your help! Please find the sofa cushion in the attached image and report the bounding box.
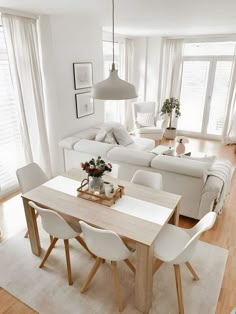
[112,126,134,146]
[108,147,154,167]
[74,139,116,157]
[128,136,155,151]
[181,154,216,167]
[135,127,163,134]
[73,128,98,140]
[151,155,210,178]
[59,137,80,150]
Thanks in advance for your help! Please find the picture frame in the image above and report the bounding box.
[75,92,94,119]
[73,62,93,90]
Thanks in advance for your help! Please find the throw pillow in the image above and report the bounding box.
[95,129,106,142]
[137,112,155,127]
[112,126,134,146]
[103,131,117,144]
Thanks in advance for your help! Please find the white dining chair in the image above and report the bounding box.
[16,163,48,238]
[79,221,136,312]
[153,212,217,314]
[29,201,94,285]
[131,169,163,190]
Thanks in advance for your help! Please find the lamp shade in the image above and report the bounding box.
[92,69,137,100]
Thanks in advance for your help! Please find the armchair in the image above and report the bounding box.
[132,101,166,141]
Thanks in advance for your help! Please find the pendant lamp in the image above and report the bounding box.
[92,0,137,100]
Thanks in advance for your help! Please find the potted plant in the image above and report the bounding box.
[161,97,181,139]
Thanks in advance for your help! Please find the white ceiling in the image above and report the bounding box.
[1,0,236,37]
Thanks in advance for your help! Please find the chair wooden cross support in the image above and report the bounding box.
[79,221,136,312]
[29,201,95,286]
[153,212,217,314]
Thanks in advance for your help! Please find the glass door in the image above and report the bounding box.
[206,61,233,136]
[179,58,233,138]
[178,60,210,133]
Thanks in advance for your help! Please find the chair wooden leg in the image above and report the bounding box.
[64,239,73,285]
[185,262,199,281]
[39,237,58,268]
[111,261,123,312]
[50,235,54,243]
[174,264,184,314]
[75,235,96,258]
[80,257,102,293]
[153,259,163,275]
[124,259,135,273]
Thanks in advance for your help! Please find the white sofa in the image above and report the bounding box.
[59,125,232,220]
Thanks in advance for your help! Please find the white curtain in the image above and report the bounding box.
[2,14,52,175]
[222,49,236,144]
[157,38,184,125]
[104,38,135,130]
[124,38,135,131]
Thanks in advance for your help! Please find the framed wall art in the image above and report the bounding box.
[75,92,94,118]
[73,62,93,90]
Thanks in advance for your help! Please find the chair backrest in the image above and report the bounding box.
[131,170,163,191]
[132,102,156,121]
[16,162,48,194]
[79,221,132,261]
[172,212,217,264]
[28,201,79,239]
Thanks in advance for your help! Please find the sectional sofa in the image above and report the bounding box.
[59,124,232,220]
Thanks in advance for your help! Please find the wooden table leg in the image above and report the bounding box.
[173,202,180,226]
[135,242,154,313]
[169,201,180,226]
[22,197,41,256]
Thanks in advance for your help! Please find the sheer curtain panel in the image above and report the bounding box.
[157,38,184,118]
[2,14,52,175]
[222,48,236,144]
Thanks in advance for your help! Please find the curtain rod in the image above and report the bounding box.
[0,7,38,19]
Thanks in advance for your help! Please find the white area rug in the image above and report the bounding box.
[0,229,228,314]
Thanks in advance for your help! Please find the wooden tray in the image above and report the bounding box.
[77,179,124,207]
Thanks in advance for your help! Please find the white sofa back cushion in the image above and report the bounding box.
[151,155,209,178]
[73,128,98,140]
[74,139,117,157]
[108,147,154,167]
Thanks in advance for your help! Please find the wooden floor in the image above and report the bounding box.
[0,137,236,314]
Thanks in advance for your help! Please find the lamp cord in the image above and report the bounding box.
[112,0,115,71]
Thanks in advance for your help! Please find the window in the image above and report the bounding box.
[0,26,26,197]
[103,40,126,124]
[179,41,235,138]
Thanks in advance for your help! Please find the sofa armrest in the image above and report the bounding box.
[59,137,80,150]
[198,176,223,219]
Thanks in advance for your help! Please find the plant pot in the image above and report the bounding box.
[164,128,177,140]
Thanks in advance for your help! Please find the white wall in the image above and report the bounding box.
[133,36,162,107]
[38,14,104,174]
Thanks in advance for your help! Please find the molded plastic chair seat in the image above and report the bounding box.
[154,224,191,263]
[131,169,163,191]
[79,221,135,312]
[153,212,217,314]
[16,162,48,238]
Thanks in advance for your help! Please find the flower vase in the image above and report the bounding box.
[89,177,104,193]
[176,142,185,155]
